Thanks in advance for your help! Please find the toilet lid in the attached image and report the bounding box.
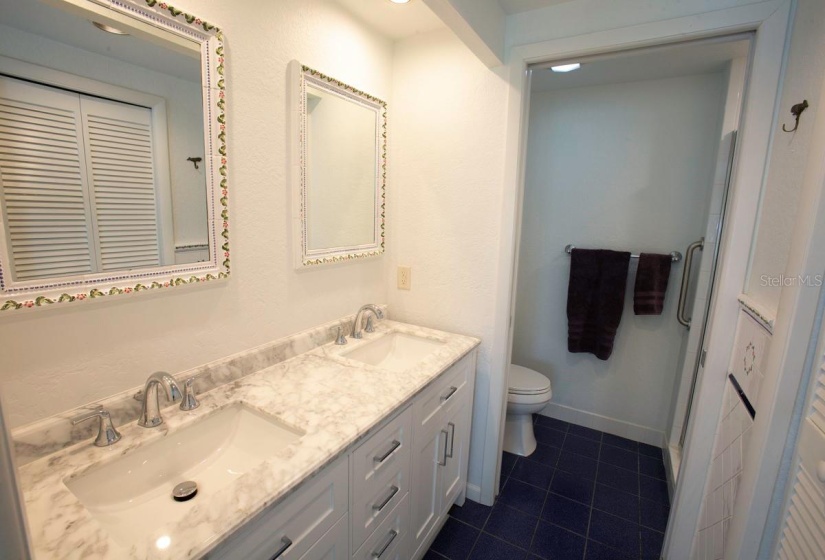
[509,364,552,395]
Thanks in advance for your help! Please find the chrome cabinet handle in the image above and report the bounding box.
[677,238,704,328]
[374,440,401,464]
[438,429,449,466]
[441,386,458,402]
[269,536,292,560]
[446,422,456,458]
[373,485,400,512]
[372,530,398,558]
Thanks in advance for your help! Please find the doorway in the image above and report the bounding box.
[498,35,754,557]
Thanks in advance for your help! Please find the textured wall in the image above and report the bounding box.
[745,0,825,313]
[0,0,393,427]
[388,28,508,492]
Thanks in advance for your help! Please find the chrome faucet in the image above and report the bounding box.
[351,304,384,339]
[138,371,199,428]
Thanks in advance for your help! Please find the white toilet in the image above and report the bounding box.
[503,364,553,456]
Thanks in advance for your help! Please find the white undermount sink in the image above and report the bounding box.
[65,403,304,550]
[342,332,445,372]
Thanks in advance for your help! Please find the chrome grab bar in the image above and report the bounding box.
[677,238,705,328]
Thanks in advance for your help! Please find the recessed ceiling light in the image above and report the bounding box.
[388,0,411,4]
[550,63,581,73]
[91,21,129,35]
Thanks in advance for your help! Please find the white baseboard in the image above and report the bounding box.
[539,402,665,448]
[465,482,486,505]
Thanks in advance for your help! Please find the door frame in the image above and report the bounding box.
[744,34,825,558]
[485,1,793,554]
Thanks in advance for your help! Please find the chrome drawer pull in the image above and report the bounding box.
[372,530,398,558]
[441,386,458,402]
[446,422,456,458]
[269,536,292,560]
[374,440,401,463]
[373,485,400,512]
[438,429,449,466]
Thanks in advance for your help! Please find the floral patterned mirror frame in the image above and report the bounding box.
[289,61,387,268]
[0,0,228,312]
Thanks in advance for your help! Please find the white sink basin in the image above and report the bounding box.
[342,332,445,371]
[65,403,304,550]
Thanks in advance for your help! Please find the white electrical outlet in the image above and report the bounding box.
[397,266,411,290]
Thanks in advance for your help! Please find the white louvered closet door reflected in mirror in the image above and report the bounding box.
[774,344,825,558]
[0,75,165,283]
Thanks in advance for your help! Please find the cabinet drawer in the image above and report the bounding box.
[352,493,410,560]
[351,406,412,499]
[412,354,472,434]
[351,449,410,550]
[207,457,348,560]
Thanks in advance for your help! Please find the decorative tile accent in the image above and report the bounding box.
[737,294,775,333]
[729,308,770,412]
[692,358,763,559]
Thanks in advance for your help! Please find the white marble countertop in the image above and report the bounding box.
[18,320,479,559]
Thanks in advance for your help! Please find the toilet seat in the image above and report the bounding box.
[508,364,552,396]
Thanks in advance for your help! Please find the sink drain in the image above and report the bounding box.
[172,481,198,502]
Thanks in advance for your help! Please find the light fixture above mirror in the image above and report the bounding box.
[0,0,229,312]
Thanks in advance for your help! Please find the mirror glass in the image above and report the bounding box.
[0,0,226,310]
[305,84,377,250]
[293,63,386,267]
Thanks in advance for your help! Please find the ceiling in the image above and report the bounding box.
[333,0,445,41]
[0,0,200,82]
[531,38,751,92]
[332,0,577,40]
[497,0,575,15]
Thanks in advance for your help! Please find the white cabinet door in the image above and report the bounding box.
[439,398,470,514]
[774,350,825,559]
[410,419,444,557]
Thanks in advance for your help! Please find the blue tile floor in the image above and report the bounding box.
[426,416,670,560]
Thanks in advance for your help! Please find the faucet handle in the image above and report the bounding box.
[365,316,376,333]
[180,377,200,411]
[334,326,347,345]
[71,405,121,447]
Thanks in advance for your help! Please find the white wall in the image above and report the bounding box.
[745,0,825,313]
[422,0,505,66]
[388,28,508,496]
[505,0,773,48]
[0,23,207,250]
[0,0,393,427]
[512,72,726,435]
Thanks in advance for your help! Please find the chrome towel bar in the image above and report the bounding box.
[564,244,683,262]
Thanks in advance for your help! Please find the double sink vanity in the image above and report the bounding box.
[16,314,479,559]
[0,2,479,559]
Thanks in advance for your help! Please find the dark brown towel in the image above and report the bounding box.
[634,253,672,315]
[567,249,631,361]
